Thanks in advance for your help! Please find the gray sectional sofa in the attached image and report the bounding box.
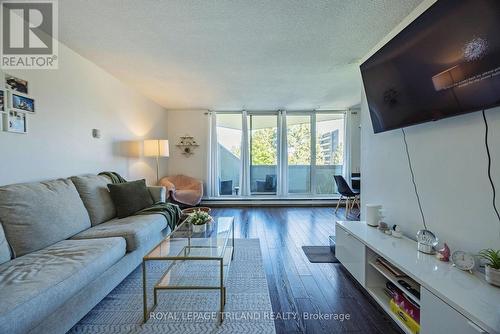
[0,174,173,334]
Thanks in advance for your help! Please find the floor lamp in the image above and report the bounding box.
[143,139,169,184]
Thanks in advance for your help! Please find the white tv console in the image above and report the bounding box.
[335,221,500,334]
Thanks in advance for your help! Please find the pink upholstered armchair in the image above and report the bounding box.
[159,175,203,206]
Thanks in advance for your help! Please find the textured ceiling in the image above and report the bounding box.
[59,0,423,110]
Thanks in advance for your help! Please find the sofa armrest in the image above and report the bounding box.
[148,186,166,203]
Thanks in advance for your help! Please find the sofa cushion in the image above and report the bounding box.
[0,179,91,257]
[0,237,126,334]
[71,174,116,226]
[71,214,168,252]
[108,179,154,218]
[0,224,11,265]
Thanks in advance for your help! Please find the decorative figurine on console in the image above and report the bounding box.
[391,225,402,238]
[436,243,451,262]
[378,222,389,233]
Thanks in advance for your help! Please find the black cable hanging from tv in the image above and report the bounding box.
[482,110,500,222]
[402,128,428,230]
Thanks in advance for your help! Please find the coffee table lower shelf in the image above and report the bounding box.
[142,246,234,324]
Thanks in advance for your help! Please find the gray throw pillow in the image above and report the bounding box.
[107,180,154,218]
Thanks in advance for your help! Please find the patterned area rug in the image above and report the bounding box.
[69,239,275,334]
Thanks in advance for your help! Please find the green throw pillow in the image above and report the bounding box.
[107,179,154,218]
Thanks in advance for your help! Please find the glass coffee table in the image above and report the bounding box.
[142,217,234,323]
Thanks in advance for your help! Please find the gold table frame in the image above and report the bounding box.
[142,217,235,324]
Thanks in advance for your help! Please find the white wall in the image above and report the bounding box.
[360,0,500,252]
[0,43,168,186]
[166,110,208,188]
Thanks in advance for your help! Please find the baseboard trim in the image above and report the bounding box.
[201,198,344,207]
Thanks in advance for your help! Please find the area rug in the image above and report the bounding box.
[69,239,275,334]
[302,246,339,263]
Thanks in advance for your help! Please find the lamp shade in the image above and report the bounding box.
[143,139,169,157]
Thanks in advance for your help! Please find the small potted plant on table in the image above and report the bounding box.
[478,249,500,287]
[188,209,212,233]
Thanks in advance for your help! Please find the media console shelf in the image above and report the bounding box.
[335,221,500,334]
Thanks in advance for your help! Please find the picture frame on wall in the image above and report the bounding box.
[0,90,4,112]
[3,111,27,134]
[5,74,28,94]
[10,93,35,113]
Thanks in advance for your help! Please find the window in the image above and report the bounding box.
[216,114,242,196]
[210,110,347,198]
[250,114,278,195]
[315,113,345,194]
[287,115,311,194]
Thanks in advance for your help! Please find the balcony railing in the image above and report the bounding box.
[219,164,344,196]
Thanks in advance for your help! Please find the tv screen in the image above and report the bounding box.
[360,0,500,133]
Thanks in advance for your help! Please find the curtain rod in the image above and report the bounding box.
[205,109,349,115]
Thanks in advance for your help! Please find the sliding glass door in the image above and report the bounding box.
[249,114,278,195]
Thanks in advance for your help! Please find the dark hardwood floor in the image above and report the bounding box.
[210,207,402,334]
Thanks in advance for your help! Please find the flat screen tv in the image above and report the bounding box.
[360,0,500,133]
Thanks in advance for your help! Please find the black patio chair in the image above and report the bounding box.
[220,180,233,195]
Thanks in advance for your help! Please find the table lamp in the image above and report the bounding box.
[143,139,169,184]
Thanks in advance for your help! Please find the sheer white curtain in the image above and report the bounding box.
[239,110,251,196]
[207,111,219,197]
[343,109,352,185]
[277,110,288,196]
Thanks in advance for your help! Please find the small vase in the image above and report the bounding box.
[192,223,207,233]
[485,266,500,287]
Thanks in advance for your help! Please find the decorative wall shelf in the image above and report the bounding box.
[176,135,199,156]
